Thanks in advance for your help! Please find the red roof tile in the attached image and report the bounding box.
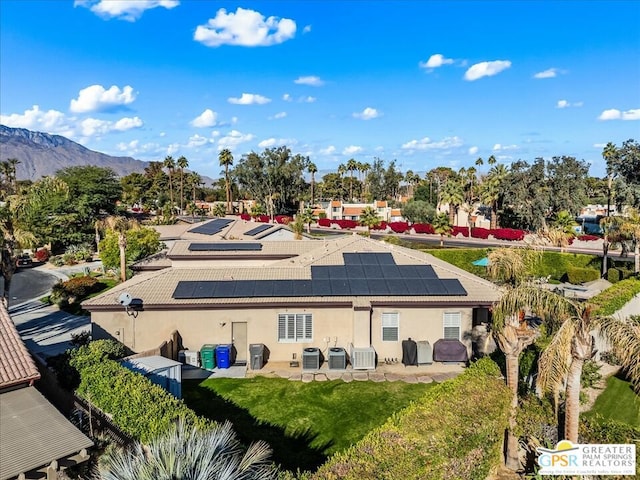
[0,303,40,389]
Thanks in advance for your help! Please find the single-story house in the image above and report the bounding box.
[0,303,93,480]
[84,236,499,368]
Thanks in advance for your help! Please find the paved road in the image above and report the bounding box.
[8,266,59,306]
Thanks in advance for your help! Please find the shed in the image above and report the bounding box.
[121,355,182,399]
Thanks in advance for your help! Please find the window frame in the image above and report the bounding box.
[443,311,462,340]
[278,313,313,343]
[381,312,399,342]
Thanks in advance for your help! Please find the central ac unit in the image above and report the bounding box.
[302,347,320,370]
[350,345,375,370]
[328,347,346,369]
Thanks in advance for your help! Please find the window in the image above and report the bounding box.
[443,312,461,340]
[381,312,399,341]
[278,313,312,342]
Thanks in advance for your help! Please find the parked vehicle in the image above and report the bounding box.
[16,254,33,267]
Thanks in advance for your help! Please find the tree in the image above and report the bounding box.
[97,216,140,283]
[347,158,358,200]
[290,215,305,240]
[431,213,451,247]
[308,161,317,206]
[546,156,589,217]
[440,177,464,225]
[212,203,226,218]
[359,206,381,236]
[480,164,508,229]
[121,173,152,208]
[401,200,435,224]
[318,173,347,201]
[487,247,540,287]
[177,156,189,213]
[163,156,176,211]
[501,159,549,231]
[219,149,234,214]
[619,207,640,273]
[299,208,314,234]
[98,420,276,480]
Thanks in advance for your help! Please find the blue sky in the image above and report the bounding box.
[1,0,639,180]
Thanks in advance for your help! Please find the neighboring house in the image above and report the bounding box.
[84,236,499,368]
[315,200,404,222]
[0,304,93,480]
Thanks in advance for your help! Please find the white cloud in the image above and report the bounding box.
[342,145,362,155]
[159,131,166,137]
[593,143,607,149]
[194,7,296,47]
[79,116,142,136]
[116,139,161,156]
[191,108,218,127]
[269,111,287,120]
[113,116,143,131]
[258,137,296,148]
[186,134,210,148]
[464,60,511,81]
[74,0,179,21]
[300,96,316,103]
[282,93,292,102]
[401,136,463,151]
[598,108,640,121]
[468,146,479,155]
[217,130,255,150]
[319,145,336,155]
[0,105,71,135]
[419,53,454,70]
[303,25,312,33]
[353,107,381,120]
[70,84,136,113]
[533,68,558,79]
[294,75,324,86]
[228,93,271,105]
[492,143,518,152]
[167,143,180,155]
[556,100,583,109]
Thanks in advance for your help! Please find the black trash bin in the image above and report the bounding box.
[249,343,265,370]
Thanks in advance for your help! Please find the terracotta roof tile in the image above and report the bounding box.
[0,303,40,389]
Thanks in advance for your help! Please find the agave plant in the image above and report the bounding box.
[98,421,276,480]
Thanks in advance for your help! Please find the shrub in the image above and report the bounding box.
[606,268,622,283]
[313,358,510,480]
[62,253,78,265]
[317,218,331,227]
[412,223,434,234]
[34,248,50,262]
[239,213,251,221]
[491,228,526,241]
[388,221,409,233]
[565,266,600,284]
[256,215,270,223]
[333,219,358,229]
[275,215,292,224]
[577,234,600,242]
[471,227,491,239]
[317,212,327,219]
[451,226,469,237]
[372,221,388,231]
[49,255,64,267]
[581,360,602,389]
[590,278,640,316]
[580,416,640,475]
[49,276,99,307]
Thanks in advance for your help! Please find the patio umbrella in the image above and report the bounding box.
[472,257,490,267]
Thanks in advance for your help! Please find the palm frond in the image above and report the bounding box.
[597,315,640,394]
[537,319,575,395]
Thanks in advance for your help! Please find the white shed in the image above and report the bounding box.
[122,355,183,399]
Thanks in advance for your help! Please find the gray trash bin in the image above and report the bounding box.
[249,343,265,370]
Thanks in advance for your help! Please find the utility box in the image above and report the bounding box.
[249,343,265,370]
[183,350,200,367]
[328,347,347,369]
[216,344,231,369]
[302,347,320,370]
[200,344,217,370]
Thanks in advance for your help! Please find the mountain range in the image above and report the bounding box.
[0,125,151,181]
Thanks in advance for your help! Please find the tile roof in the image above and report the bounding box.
[343,207,364,215]
[0,303,40,389]
[84,236,500,309]
[168,239,313,258]
[152,217,289,242]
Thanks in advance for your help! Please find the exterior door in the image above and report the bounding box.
[232,322,248,364]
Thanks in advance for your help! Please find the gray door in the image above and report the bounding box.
[232,322,248,363]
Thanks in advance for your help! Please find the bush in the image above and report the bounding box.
[412,223,434,234]
[317,218,331,228]
[606,268,622,283]
[471,227,491,239]
[577,234,600,242]
[491,228,526,241]
[275,215,293,224]
[580,416,640,475]
[256,215,270,223]
[581,360,602,389]
[388,221,409,233]
[333,219,358,229]
[372,221,388,231]
[49,275,99,307]
[34,248,50,262]
[239,213,251,221]
[451,226,469,237]
[565,266,600,284]
[313,358,510,480]
[590,278,640,316]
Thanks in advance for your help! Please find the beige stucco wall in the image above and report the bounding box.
[91,304,474,364]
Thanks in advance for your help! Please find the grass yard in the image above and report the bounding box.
[182,377,433,472]
[587,374,640,426]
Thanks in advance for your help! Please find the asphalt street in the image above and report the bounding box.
[8,266,59,306]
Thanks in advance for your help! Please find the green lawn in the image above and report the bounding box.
[182,377,433,472]
[587,374,640,426]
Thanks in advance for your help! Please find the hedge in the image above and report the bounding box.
[589,278,640,316]
[412,223,434,234]
[70,341,211,443]
[312,358,511,480]
[451,226,469,237]
[565,266,600,285]
[240,213,251,221]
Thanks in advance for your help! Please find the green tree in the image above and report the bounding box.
[347,158,358,200]
[219,148,234,214]
[546,156,589,217]
[431,212,451,247]
[56,166,121,216]
[440,177,464,225]
[212,203,226,217]
[120,173,152,207]
[401,200,435,224]
[98,420,276,480]
[308,161,317,206]
[480,164,508,229]
[97,216,140,282]
[501,158,549,231]
[163,156,176,211]
[99,225,161,276]
[619,207,640,273]
[177,155,189,213]
[299,207,314,234]
[359,206,381,236]
[318,173,347,201]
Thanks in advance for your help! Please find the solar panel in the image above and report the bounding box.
[363,264,382,278]
[342,253,362,265]
[368,279,389,295]
[172,281,197,299]
[214,281,237,297]
[417,265,437,278]
[348,278,370,295]
[380,265,401,278]
[272,280,294,297]
[293,280,313,296]
[245,224,272,236]
[330,279,350,295]
[441,279,468,295]
[233,280,255,297]
[192,282,216,298]
[311,266,330,279]
[403,278,427,295]
[327,266,347,279]
[345,265,365,278]
[312,279,332,295]
[386,279,407,295]
[188,218,233,235]
[423,279,447,295]
[253,280,275,297]
[375,253,396,265]
[188,243,262,251]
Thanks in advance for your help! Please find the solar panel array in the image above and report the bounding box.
[172,252,467,299]
[188,218,233,235]
[188,243,263,251]
[245,224,273,236]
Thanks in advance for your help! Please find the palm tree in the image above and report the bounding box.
[163,156,176,212]
[602,142,618,218]
[97,216,139,283]
[432,212,451,247]
[480,164,508,230]
[337,164,347,200]
[359,206,381,236]
[487,247,540,286]
[619,207,640,273]
[308,162,317,206]
[219,149,234,214]
[177,156,189,214]
[440,178,465,225]
[212,203,226,218]
[347,158,358,200]
[299,207,314,234]
[291,215,305,240]
[98,420,276,480]
[360,162,371,199]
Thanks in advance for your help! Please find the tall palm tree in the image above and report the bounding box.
[480,164,508,230]
[308,161,317,206]
[359,206,381,236]
[219,149,234,214]
[432,212,452,247]
[602,142,618,218]
[619,207,640,273]
[440,178,465,225]
[177,156,189,214]
[360,162,371,199]
[163,156,176,211]
[98,216,139,283]
[99,420,276,480]
[347,158,358,200]
[337,164,347,200]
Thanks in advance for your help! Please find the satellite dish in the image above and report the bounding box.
[118,292,132,307]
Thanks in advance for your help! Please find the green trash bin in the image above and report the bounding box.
[201,344,217,370]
